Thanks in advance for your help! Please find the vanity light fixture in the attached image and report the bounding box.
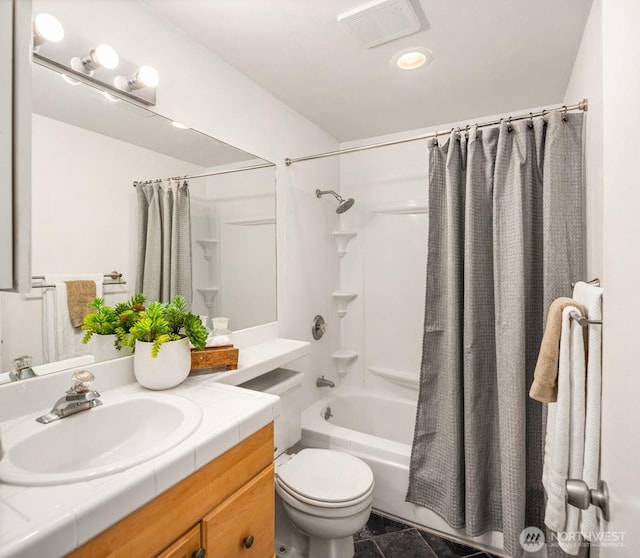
[391,47,433,70]
[33,13,64,51]
[114,65,159,92]
[71,44,119,75]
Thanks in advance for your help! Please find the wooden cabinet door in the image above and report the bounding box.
[157,524,203,558]
[203,465,274,558]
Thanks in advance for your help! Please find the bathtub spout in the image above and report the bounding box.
[316,375,335,388]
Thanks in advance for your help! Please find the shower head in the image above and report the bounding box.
[315,189,355,214]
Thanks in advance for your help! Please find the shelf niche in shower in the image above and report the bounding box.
[196,239,218,261]
[332,291,357,318]
[196,287,219,311]
[333,350,358,377]
[331,231,357,258]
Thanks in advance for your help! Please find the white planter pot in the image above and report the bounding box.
[134,338,191,390]
[91,334,133,362]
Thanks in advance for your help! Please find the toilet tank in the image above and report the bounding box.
[239,368,304,457]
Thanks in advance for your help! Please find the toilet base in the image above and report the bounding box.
[309,534,354,558]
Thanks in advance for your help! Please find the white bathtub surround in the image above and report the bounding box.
[332,350,358,376]
[331,231,357,258]
[301,389,505,555]
[0,379,280,557]
[331,291,357,318]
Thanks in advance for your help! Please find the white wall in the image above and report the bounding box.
[0,114,204,371]
[563,0,603,281]
[23,0,342,409]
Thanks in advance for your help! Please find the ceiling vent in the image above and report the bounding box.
[338,0,422,48]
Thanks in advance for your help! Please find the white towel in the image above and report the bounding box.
[42,274,104,362]
[573,281,604,541]
[543,305,586,555]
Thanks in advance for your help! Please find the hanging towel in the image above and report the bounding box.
[530,297,585,403]
[543,305,586,555]
[65,280,97,328]
[42,274,103,362]
[573,281,604,542]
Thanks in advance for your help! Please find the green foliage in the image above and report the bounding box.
[125,295,207,357]
[82,294,147,350]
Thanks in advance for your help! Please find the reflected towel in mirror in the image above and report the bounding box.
[42,274,104,362]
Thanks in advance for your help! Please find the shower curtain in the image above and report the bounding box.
[406,112,584,558]
[135,179,193,306]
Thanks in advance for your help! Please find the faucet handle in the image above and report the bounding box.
[71,370,95,393]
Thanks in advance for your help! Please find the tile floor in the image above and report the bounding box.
[354,513,502,558]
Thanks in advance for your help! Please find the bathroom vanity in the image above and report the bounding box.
[69,424,274,558]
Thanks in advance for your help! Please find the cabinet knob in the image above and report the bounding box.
[243,535,255,549]
[192,548,206,558]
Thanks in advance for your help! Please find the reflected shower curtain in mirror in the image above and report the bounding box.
[406,112,584,558]
[135,180,192,306]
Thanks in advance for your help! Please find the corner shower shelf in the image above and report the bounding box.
[332,291,357,317]
[368,366,419,391]
[331,231,357,257]
[196,287,219,310]
[365,199,428,215]
[333,350,358,376]
[196,239,218,261]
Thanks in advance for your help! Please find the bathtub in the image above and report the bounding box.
[301,390,506,556]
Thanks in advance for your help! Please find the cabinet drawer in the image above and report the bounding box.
[156,524,203,558]
[203,464,274,558]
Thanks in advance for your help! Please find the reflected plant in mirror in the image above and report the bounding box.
[0,52,276,383]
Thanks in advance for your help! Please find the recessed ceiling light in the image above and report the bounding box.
[391,47,434,71]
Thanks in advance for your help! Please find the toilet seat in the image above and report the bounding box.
[276,448,374,508]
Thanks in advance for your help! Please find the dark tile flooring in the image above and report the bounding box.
[354,513,502,558]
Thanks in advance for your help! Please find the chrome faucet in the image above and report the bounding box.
[316,375,335,388]
[36,370,102,424]
[9,355,36,382]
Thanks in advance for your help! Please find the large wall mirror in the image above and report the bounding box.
[0,60,276,381]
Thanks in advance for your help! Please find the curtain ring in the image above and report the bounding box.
[507,116,513,133]
[432,130,439,146]
[528,112,534,129]
[562,105,568,122]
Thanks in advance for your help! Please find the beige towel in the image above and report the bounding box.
[64,280,97,328]
[529,297,585,403]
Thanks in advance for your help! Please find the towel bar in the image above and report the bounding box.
[569,312,602,327]
[30,271,126,289]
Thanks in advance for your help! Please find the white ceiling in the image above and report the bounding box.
[142,0,593,142]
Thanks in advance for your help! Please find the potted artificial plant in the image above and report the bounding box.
[81,294,146,361]
[125,295,208,390]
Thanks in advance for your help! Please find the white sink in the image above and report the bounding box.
[0,392,202,486]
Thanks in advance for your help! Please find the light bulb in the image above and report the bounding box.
[33,13,64,46]
[137,65,159,88]
[115,65,160,91]
[390,47,434,71]
[93,44,119,70]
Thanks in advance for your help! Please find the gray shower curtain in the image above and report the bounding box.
[406,112,584,558]
[135,180,193,306]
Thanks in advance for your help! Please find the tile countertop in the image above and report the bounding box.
[0,378,281,558]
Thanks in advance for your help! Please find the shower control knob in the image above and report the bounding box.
[243,535,255,548]
[312,315,327,340]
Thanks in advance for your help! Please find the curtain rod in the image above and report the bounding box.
[133,162,275,187]
[284,99,588,166]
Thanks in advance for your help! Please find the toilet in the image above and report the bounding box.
[240,369,374,558]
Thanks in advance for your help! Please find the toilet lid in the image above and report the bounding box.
[277,448,374,504]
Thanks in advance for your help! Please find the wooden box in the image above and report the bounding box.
[190,345,239,372]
